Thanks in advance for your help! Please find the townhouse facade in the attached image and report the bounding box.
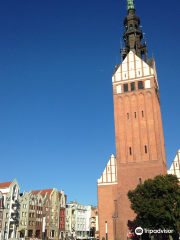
[66,201,91,239]
[0,180,20,240]
[58,191,66,239]
[30,188,60,240]
[0,191,3,240]
[90,206,99,239]
[28,192,37,238]
[0,180,97,240]
[42,192,51,238]
[18,191,29,238]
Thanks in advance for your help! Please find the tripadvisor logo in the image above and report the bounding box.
[135,227,174,235]
[135,227,143,235]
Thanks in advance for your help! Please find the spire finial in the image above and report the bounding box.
[127,0,135,12]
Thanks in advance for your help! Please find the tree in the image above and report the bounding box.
[127,174,180,239]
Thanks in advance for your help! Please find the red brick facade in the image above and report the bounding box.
[98,184,117,240]
[98,51,167,240]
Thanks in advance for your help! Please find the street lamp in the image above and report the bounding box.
[105,221,108,240]
[42,214,46,240]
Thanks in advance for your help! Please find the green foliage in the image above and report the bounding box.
[127,174,180,233]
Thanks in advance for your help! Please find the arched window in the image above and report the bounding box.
[129,24,133,29]
[145,146,147,154]
[129,147,132,155]
[134,24,138,29]
[139,178,142,185]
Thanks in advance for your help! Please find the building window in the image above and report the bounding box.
[131,82,135,91]
[139,178,142,185]
[138,71,140,75]
[138,81,143,90]
[134,112,136,118]
[129,147,132,155]
[124,84,128,92]
[142,111,144,117]
[145,146,147,154]
[176,163,178,167]
[127,113,129,119]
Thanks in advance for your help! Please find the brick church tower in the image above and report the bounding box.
[98,1,167,239]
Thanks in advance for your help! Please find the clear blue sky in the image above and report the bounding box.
[0,0,179,206]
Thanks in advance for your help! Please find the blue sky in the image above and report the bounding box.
[0,0,179,206]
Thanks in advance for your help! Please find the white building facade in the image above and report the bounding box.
[66,202,91,239]
[168,149,180,179]
[0,179,20,240]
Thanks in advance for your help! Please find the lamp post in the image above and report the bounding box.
[105,221,108,240]
[42,214,46,240]
[89,217,91,239]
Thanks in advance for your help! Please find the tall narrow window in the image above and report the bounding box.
[145,145,147,154]
[139,178,142,185]
[138,81,143,89]
[129,147,132,155]
[176,163,178,167]
[142,111,144,117]
[134,112,136,118]
[131,82,135,91]
[127,113,129,119]
[124,84,128,92]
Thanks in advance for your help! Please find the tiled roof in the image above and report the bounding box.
[31,189,54,196]
[31,190,41,194]
[0,182,12,188]
[40,189,53,196]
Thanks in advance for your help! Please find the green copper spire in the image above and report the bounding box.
[127,0,135,11]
